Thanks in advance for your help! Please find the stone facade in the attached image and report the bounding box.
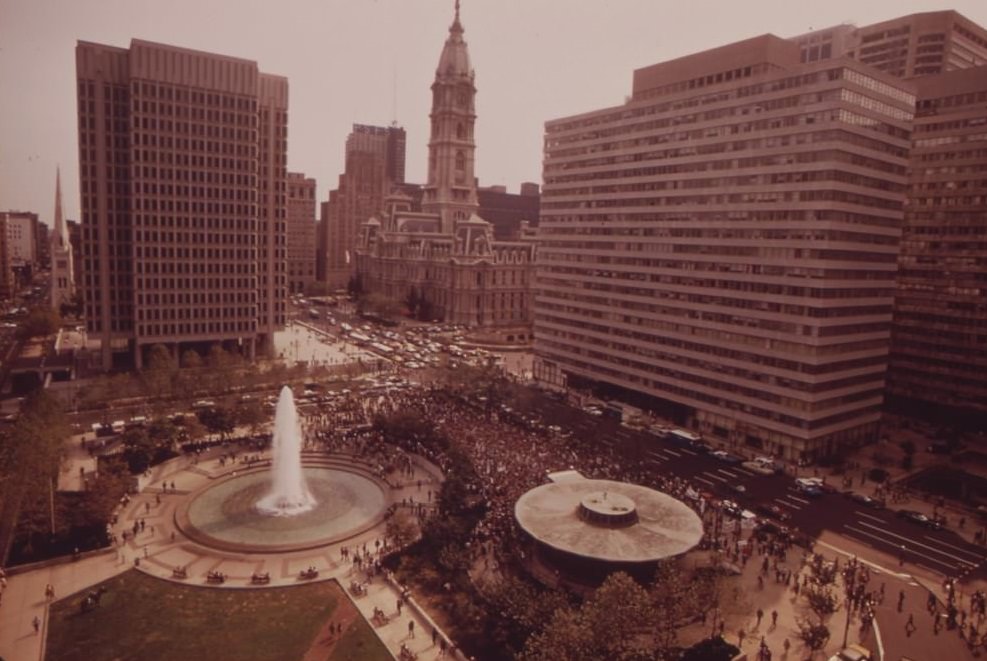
[353,4,534,337]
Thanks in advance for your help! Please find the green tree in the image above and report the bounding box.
[198,406,236,441]
[520,572,656,661]
[405,287,421,317]
[234,399,268,436]
[0,391,69,562]
[385,510,419,548]
[796,619,830,652]
[19,306,61,338]
[142,344,175,399]
[121,426,154,474]
[681,636,740,661]
[804,584,840,624]
[181,348,203,369]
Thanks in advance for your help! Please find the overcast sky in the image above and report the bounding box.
[1,0,984,229]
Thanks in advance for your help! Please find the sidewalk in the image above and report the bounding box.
[0,450,457,661]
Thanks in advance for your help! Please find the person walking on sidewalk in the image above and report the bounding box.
[408,619,415,638]
[32,615,40,633]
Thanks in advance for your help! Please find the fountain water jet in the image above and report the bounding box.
[255,386,316,516]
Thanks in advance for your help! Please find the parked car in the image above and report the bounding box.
[827,644,872,661]
[896,509,942,529]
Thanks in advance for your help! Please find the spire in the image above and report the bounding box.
[437,0,472,78]
[452,0,462,34]
[53,166,68,248]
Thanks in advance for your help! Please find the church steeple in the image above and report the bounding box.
[50,166,76,309]
[423,0,478,234]
[53,167,68,248]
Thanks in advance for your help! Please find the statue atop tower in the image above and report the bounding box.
[422,0,479,234]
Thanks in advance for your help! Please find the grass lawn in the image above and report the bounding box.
[45,571,390,661]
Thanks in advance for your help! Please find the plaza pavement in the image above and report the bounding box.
[0,446,462,661]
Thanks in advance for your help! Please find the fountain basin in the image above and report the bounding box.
[175,464,389,553]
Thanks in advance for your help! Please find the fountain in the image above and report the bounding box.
[255,386,316,516]
[174,385,392,553]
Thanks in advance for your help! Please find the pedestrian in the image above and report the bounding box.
[32,615,40,633]
[397,597,402,615]
[899,590,906,612]
[432,625,438,645]
[756,608,764,627]
[771,609,778,628]
[408,619,415,638]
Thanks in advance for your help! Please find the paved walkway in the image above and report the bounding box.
[0,448,459,661]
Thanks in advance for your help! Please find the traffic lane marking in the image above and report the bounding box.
[854,521,979,567]
[843,526,961,572]
[716,468,739,479]
[703,472,729,483]
[921,535,987,562]
[775,498,803,510]
[786,493,810,505]
[855,511,886,524]
[695,476,716,487]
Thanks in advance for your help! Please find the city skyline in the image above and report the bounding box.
[2,0,985,228]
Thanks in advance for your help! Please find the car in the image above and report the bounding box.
[843,491,886,508]
[896,509,942,529]
[711,450,744,465]
[799,476,837,494]
[795,478,825,497]
[754,520,790,538]
[827,644,872,661]
[742,461,777,476]
[721,500,744,518]
[754,503,792,522]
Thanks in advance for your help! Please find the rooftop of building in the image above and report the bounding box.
[514,478,703,563]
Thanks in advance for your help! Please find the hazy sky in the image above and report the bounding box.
[1,0,984,229]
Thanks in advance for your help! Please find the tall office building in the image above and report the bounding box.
[792,10,987,76]
[76,39,288,370]
[50,169,76,310]
[534,35,915,461]
[887,66,987,424]
[322,124,406,289]
[286,172,317,294]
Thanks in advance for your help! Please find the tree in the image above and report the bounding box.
[520,572,656,661]
[0,391,69,563]
[142,344,175,399]
[363,292,401,320]
[796,619,830,652]
[181,349,203,369]
[234,399,268,436]
[121,426,155,474]
[385,510,418,548]
[198,406,236,441]
[681,636,740,661]
[405,287,421,317]
[19,306,61,338]
[804,584,840,624]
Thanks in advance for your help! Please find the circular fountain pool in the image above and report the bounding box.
[175,465,389,553]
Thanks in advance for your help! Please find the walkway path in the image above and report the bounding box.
[0,448,458,661]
